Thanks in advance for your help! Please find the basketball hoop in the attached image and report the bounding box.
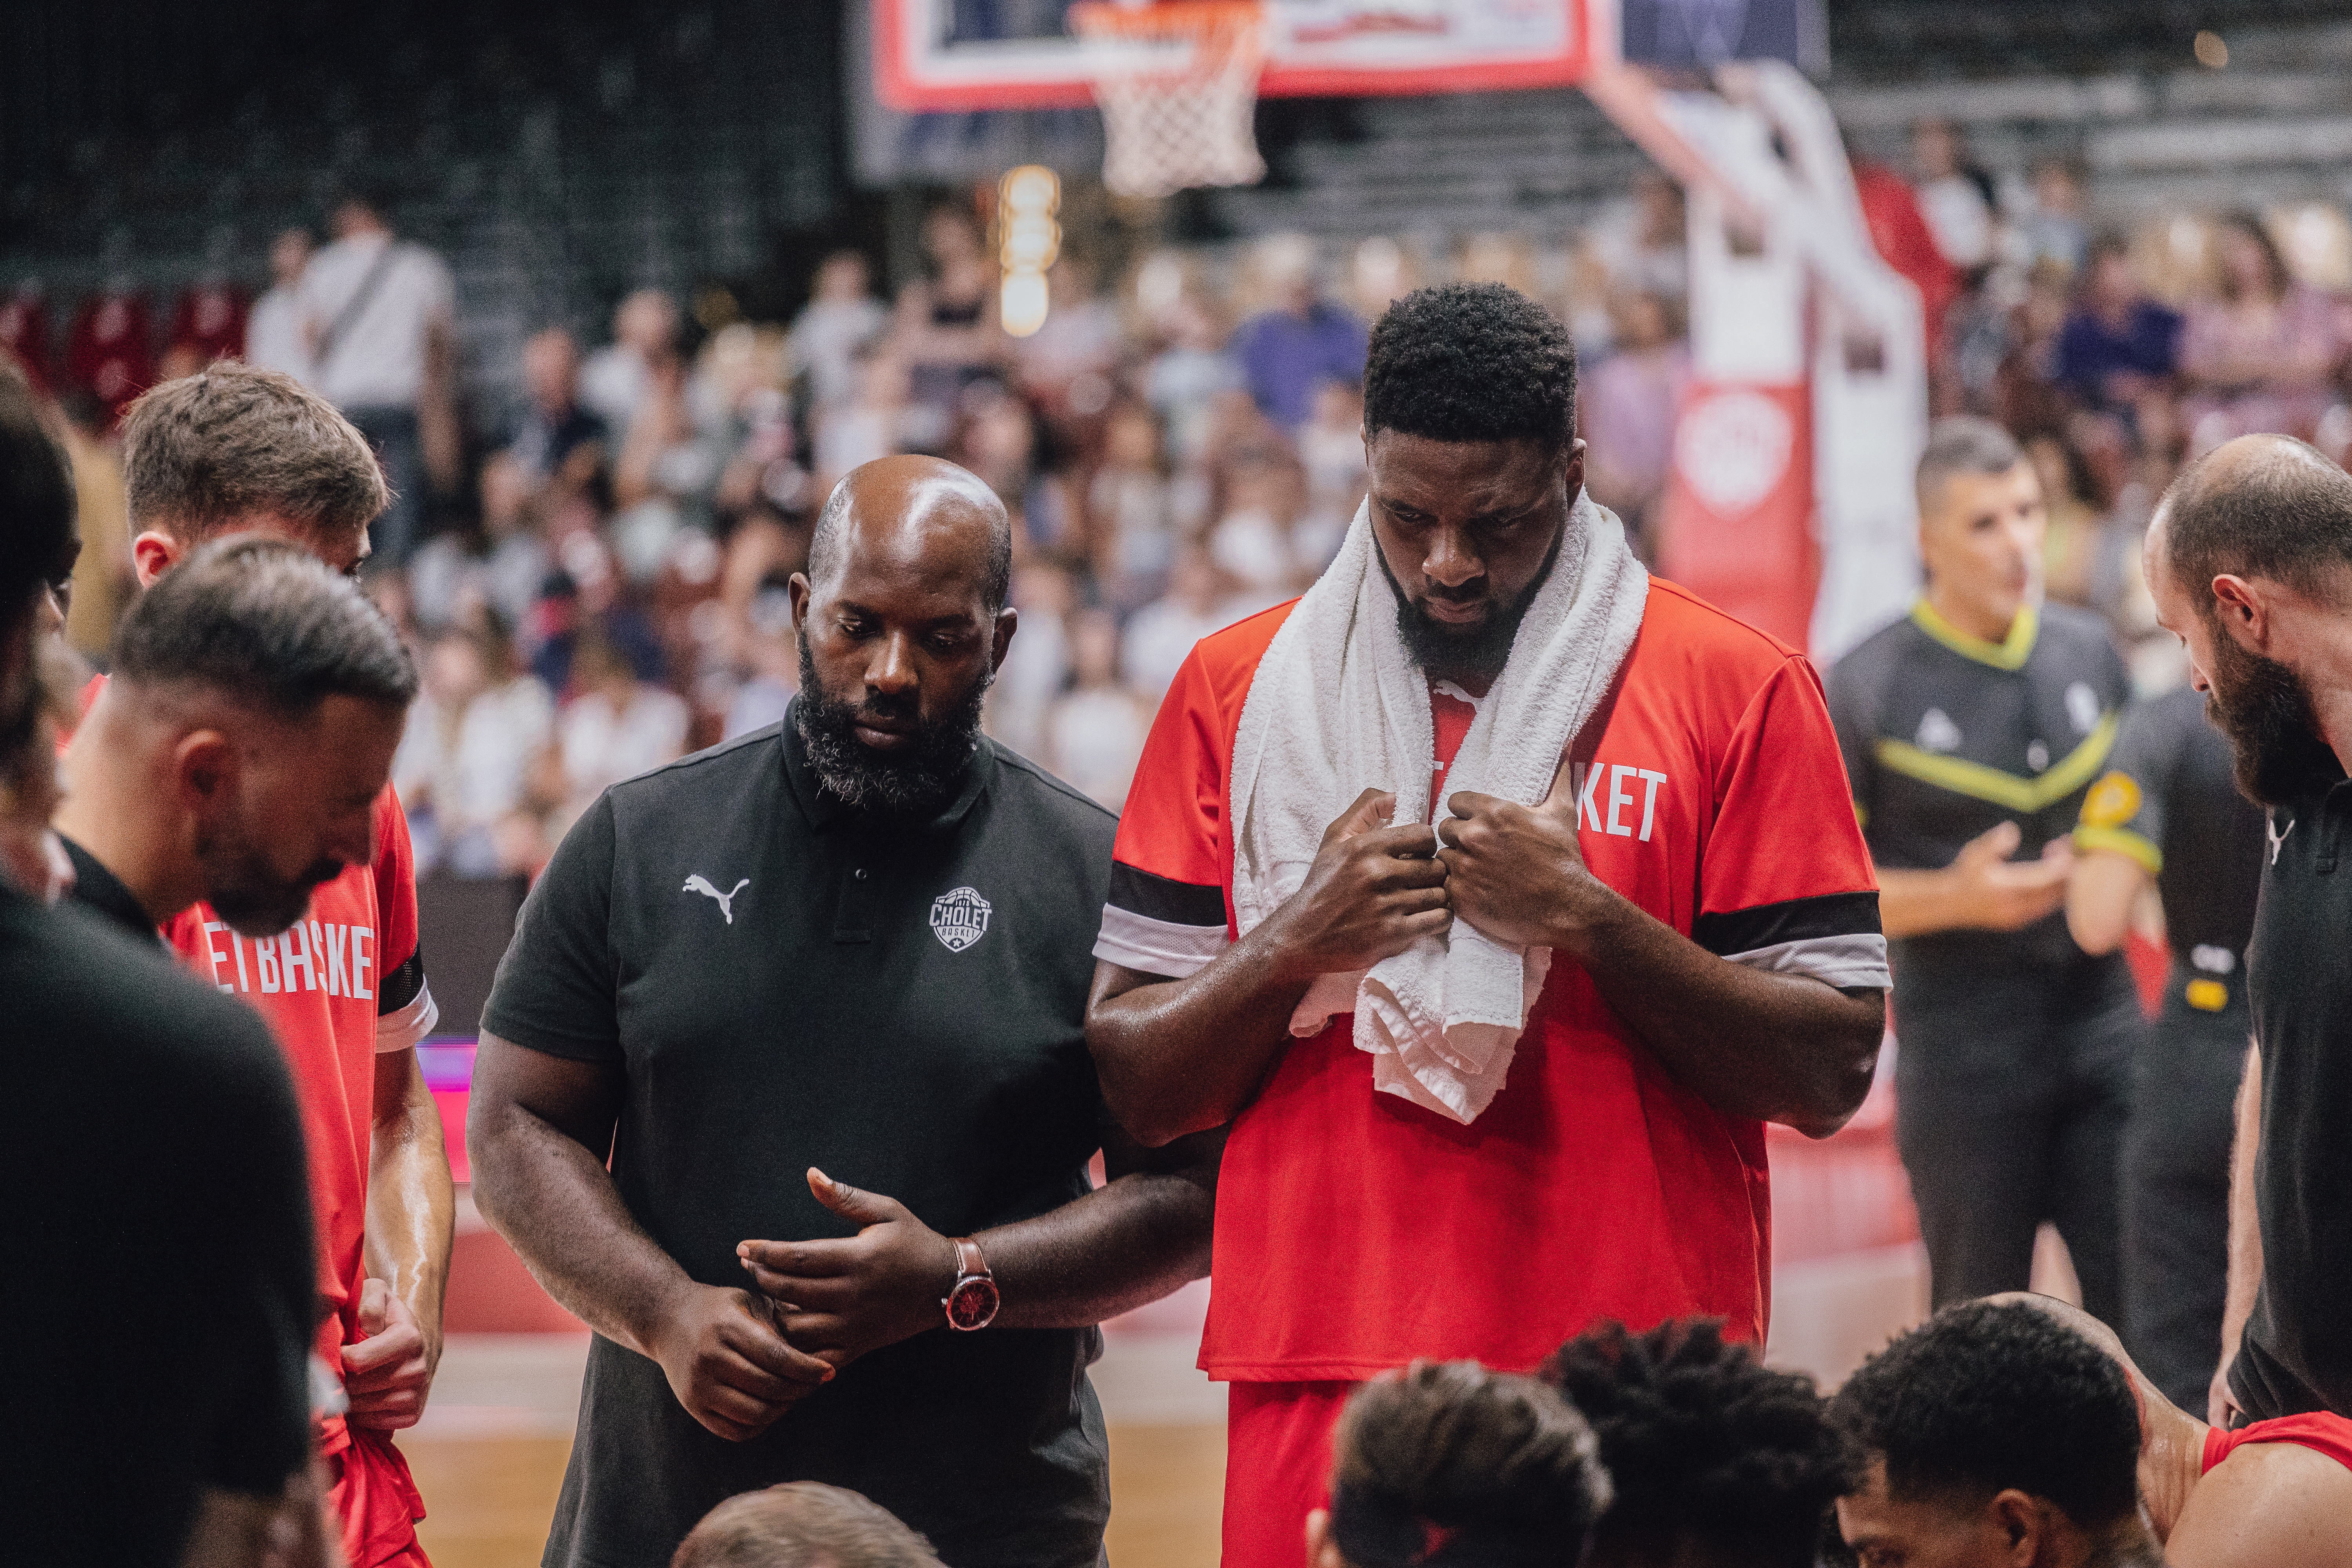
[1069,2,1268,200]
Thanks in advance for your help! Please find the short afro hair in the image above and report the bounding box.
[1542,1319,1860,1568]
[1829,1299,2141,1530]
[1363,283,1577,454]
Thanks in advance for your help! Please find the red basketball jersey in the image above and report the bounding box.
[1097,577,1886,1379]
[2203,1411,2352,1476]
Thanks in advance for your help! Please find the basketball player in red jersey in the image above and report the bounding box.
[1997,1296,2352,1568]
[105,365,450,1567]
[1087,284,1889,1565]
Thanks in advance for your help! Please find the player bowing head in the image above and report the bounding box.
[1089,279,1885,1568]
[790,454,1016,814]
[57,538,415,936]
[122,362,388,583]
[1307,1360,1610,1568]
[1982,1294,2352,1568]
[1361,281,1582,686]
[1831,1299,2161,1568]
[1544,1319,1860,1568]
[109,358,447,1568]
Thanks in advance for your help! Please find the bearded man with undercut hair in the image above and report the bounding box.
[89,363,450,1568]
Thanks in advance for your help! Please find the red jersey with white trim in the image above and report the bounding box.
[1096,579,1885,1380]
[163,785,435,1371]
[2202,1411,2352,1475]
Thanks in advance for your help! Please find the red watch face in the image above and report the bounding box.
[946,1275,1000,1331]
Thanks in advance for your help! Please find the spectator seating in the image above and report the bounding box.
[14,6,2352,426]
[1209,16,2352,245]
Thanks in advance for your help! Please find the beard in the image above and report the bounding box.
[1376,530,1562,682]
[198,822,341,938]
[2204,623,2336,806]
[794,638,990,816]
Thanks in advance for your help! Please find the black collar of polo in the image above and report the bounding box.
[58,835,167,946]
[778,698,994,837]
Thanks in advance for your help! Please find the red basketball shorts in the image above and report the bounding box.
[1221,1381,1358,1568]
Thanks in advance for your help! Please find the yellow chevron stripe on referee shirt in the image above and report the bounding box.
[1873,710,2120,815]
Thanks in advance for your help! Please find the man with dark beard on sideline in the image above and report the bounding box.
[2144,433,2352,1428]
[468,454,1222,1568]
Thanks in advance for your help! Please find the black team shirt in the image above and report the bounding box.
[483,708,1119,1568]
[2236,741,2352,1421]
[0,881,317,1564]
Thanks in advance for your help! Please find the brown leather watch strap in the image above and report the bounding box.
[951,1236,991,1281]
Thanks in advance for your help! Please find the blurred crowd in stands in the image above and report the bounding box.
[13,118,2352,875]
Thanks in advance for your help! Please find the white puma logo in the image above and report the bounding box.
[2268,815,2295,867]
[683,875,750,924]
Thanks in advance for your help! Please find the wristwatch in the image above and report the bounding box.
[942,1236,999,1332]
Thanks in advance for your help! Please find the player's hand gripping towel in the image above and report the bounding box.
[1229,495,1648,1122]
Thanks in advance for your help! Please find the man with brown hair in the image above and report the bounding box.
[671,1484,944,1568]
[97,361,453,1568]
[122,361,389,580]
[4,363,337,1566]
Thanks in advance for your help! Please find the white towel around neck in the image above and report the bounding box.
[1227,494,1649,1123]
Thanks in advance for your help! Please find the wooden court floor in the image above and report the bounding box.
[405,1423,1227,1568]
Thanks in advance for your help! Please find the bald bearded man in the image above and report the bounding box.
[2142,436,2352,1426]
[469,456,1221,1568]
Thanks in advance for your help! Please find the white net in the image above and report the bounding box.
[1071,3,1268,201]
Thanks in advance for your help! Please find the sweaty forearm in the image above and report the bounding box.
[471,1104,697,1360]
[1562,890,1883,1137]
[2221,1041,2265,1358]
[978,1162,1217,1330]
[367,1052,455,1346]
[1087,933,1317,1145]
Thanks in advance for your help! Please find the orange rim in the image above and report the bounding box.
[1068,1,1265,41]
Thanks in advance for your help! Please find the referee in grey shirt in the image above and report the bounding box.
[469,455,1220,1567]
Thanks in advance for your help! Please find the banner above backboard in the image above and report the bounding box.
[871,0,1600,113]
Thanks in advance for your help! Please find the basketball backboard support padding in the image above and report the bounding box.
[1619,0,1827,75]
[871,0,1600,114]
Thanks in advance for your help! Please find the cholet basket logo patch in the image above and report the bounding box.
[929,886,993,953]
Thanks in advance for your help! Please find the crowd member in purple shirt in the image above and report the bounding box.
[2055,236,2183,423]
[1233,235,1368,430]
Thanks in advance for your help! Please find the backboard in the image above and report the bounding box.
[871,0,1601,114]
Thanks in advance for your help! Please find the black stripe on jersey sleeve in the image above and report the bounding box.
[377,946,426,1017]
[1108,861,1227,928]
[1692,890,1882,958]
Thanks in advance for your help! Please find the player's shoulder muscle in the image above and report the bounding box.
[2172,1439,2352,1568]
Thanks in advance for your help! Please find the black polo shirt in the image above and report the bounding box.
[59,833,165,947]
[483,708,1119,1568]
[2235,745,2352,1421]
[1829,599,2131,976]
[1,882,317,1563]
[2073,686,2266,984]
